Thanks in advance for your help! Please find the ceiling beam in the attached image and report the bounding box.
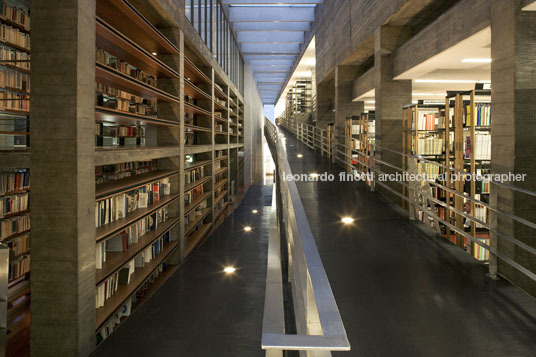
[223,0,322,4]
[237,31,304,43]
[233,22,310,31]
[229,7,315,22]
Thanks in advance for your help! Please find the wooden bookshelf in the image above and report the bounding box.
[95,106,179,127]
[96,194,179,242]
[96,216,180,284]
[96,169,178,198]
[184,223,212,257]
[96,239,179,328]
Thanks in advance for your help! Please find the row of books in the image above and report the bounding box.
[416,137,444,155]
[9,253,29,281]
[417,113,444,131]
[473,237,490,261]
[473,205,488,228]
[95,123,145,138]
[464,133,491,160]
[95,161,157,184]
[184,185,204,207]
[1,192,28,217]
[185,167,205,185]
[0,45,30,71]
[215,171,226,184]
[96,233,169,308]
[95,178,170,228]
[422,162,440,181]
[0,24,29,50]
[96,82,157,116]
[215,98,226,107]
[476,169,490,194]
[96,262,167,343]
[0,170,29,194]
[184,200,208,226]
[7,232,29,256]
[96,206,168,269]
[0,213,29,239]
[0,89,29,111]
[0,68,29,91]
[97,48,157,87]
[215,124,225,132]
[0,1,30,29]
[473,104,491,127]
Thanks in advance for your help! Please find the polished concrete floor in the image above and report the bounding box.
[93,129,536,357]
[92,184,272,357]
[280,129,536,357]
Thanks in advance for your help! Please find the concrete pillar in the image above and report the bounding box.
[158,28,184,264]
[334,66,365,167]
[490,0,536,295]
[315,79,335,130]
[374,25,412,205]
[30,0,96,355]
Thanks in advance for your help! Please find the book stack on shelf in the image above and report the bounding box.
[403,90,492,262]
[1,167,30,355]
[0,1,29,151]
[214,79,229,144]
[214,158,228,218]
[94,0,181,343]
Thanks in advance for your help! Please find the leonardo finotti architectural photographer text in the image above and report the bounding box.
[283,172,527,184]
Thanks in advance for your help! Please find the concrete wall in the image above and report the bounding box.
[243,62,265,187]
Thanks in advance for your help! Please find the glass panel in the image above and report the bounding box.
[200,0,206,41]
[193,0,199,32]
[186,0,192,23]
[207,0,212,51]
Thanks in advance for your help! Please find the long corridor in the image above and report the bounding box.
[278,128,536,357]
[91,185,272,356]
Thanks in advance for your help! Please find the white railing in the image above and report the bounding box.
[263,119,350,356]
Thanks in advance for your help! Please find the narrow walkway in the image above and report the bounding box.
[91,184,272,356]
[280,128,536,356]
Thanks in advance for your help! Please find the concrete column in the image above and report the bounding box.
[158,28,184,264]
[30,0,96,355]
[334,66,365,167]
[374,25,412,205]
[490,0,536,296]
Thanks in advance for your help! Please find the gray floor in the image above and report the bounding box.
[280,129,536,357]
[91,184,272,357]
[93,129,536,357]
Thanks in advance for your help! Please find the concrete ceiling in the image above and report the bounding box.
[356,27,492,109]
[223,0,321,104]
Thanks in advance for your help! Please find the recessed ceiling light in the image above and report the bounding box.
[297,154,303,158]
[461,58,491,63]
[243,226,252,232]
[223,266,236,274]
[341,217,354,224]
[252,209,258,214]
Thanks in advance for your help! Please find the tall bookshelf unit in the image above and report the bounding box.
[0,1,31,355]
[402,90,491,262]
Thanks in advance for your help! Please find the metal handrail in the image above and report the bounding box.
[278,118,536,286]
[263,119,350,355]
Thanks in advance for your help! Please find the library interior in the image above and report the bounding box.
[1,0,536,356]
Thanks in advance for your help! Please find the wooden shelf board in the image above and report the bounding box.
[184,56,211,85]
[1,229,30,242]
[0,63,30,74]
[97,17,179,79]
[95,106,178,127]
[96,63,180,103]
[96,194,179,242]
[184,223,212,257]
[185,124,212,133]
[184,176,211,192]
[96,169,178,199]
[215,155,228,162]
[96,0,179,56]
[214,190,228,205]
[94,145,180,166]
[1,209,29,220]
[214,101,228,112]
[184,208,212,236]
[184,191,212,215]
[185,160,212,171]
[184,102,212,117]
[214,178,228,190]
[96,239,179,329]
[0,39,29,53]
[184,79,211,100]
[214,86,228,101]
[96,216,180,284]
